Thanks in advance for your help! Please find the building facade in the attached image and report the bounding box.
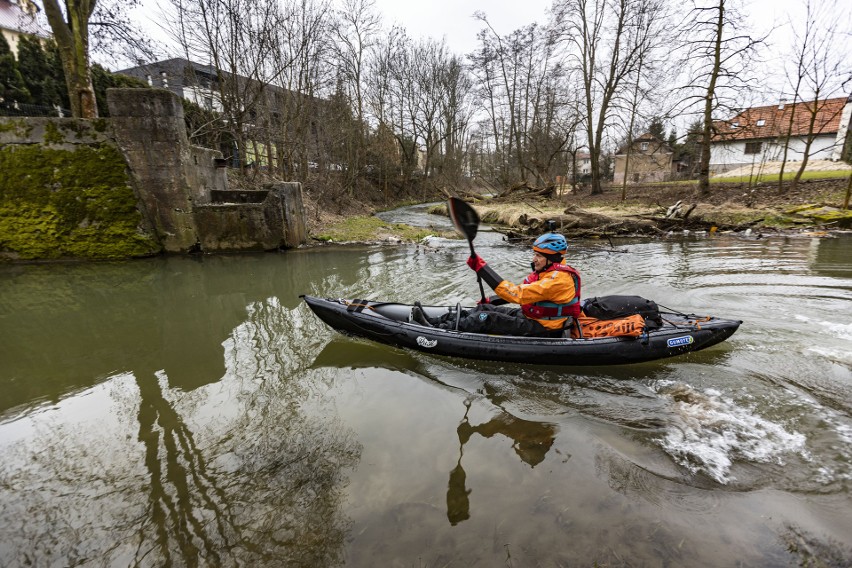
[710,95,852,174]
[0,0,47,56]
[116,58,330,172]
[613,133,674,184]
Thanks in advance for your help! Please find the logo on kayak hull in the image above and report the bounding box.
[667,335,694,348]
[416,336,438,348]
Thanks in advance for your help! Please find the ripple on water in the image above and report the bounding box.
[652,381,809,485]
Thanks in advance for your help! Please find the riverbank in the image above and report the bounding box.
[307,176,852,244]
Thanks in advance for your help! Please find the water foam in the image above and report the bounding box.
[794,314,852,341]
[654,383,807,484]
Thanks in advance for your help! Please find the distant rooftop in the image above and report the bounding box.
[714,96,849,141]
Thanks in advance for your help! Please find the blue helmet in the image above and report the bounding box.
[533,233,568,255]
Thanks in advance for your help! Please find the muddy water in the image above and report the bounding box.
[1,207,850,566]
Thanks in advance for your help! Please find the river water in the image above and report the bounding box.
[1,204,851,566]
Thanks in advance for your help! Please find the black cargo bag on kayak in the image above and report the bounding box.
[582,295,663,329]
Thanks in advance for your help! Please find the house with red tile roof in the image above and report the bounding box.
[0,0,48,56]
[709,94,852,174]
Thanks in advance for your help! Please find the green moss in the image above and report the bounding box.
[43,121,63,144]
[0,118,32,137]
[91,118,109,133]
[760,214,799,228]
[0,143,160,260]
[785,204,820,214]
[792,207,852,228]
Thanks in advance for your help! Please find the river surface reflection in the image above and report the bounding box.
[1,210,851,566]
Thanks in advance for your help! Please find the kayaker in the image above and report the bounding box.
[411,233,581,336]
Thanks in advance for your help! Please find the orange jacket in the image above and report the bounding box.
[493,262,578,330]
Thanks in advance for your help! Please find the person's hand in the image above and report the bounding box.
[467,255,487,272]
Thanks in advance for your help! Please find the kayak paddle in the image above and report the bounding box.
[448,197,486,303]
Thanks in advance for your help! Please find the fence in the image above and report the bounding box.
[0,102,71,117]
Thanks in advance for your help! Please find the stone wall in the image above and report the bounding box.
[0,117,162,260]
[0,88,307,260]
[107,88,217,252]
[195,183,306,252]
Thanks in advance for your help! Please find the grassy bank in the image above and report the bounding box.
[712,169,851,184]
[311,215,455,243]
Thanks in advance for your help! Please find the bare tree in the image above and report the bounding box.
[553,0,666,195]
[332,0,380,190]
[615,0,673,199]
[468,14,579,188]
[679,0,763,194]
[436,52,474,183]
[368,33,472,193]
[167,0,282,171]
[269,0,335,178]
[778,0,850,192]
[365,27,412,191]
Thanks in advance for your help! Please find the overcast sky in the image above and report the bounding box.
[371,0,552,56]
[129,0,848,105]
[134,0,816,60]
[369,0,809,56]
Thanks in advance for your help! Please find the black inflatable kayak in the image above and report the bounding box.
[302,295,742,366]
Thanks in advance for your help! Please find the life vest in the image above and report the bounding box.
[521,263,582,320]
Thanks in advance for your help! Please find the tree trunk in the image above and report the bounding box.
[621,143,633,200]
[777,93,803,194]
[791,104,820,192]
[698,0,725,195]
[41,0,98,118]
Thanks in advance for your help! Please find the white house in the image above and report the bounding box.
[0,0,48,56]
[569,152,591,178]
[709,94,852,174]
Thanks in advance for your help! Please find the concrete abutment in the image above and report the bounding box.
[0,88,306,260]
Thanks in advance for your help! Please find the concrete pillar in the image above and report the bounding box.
[106,88,200,252]
[268,182,307,248]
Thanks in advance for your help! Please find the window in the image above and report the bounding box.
[731,122,739,129]
[756,119,766,126]
[640,142,649,151]
[744,142,762,154]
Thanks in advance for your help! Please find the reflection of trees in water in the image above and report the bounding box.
[0,299,360,567]
[136,372,236,565]
[447,400,557,526]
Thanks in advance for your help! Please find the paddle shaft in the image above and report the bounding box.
[466,238,486,303]
[448,198,487,303]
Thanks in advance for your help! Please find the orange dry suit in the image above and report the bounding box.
[490,261,581,331]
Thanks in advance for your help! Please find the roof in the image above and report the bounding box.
[615,132,672,155]
[117,58,219,78]
[713,96,848,141]
[0,0,48,36]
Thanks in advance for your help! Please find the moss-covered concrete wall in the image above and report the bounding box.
[1,89,307,261]
[0,118,161,260]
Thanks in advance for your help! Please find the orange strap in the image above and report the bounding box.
[576,314,645,338]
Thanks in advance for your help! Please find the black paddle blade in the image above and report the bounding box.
[448,197,480,241]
